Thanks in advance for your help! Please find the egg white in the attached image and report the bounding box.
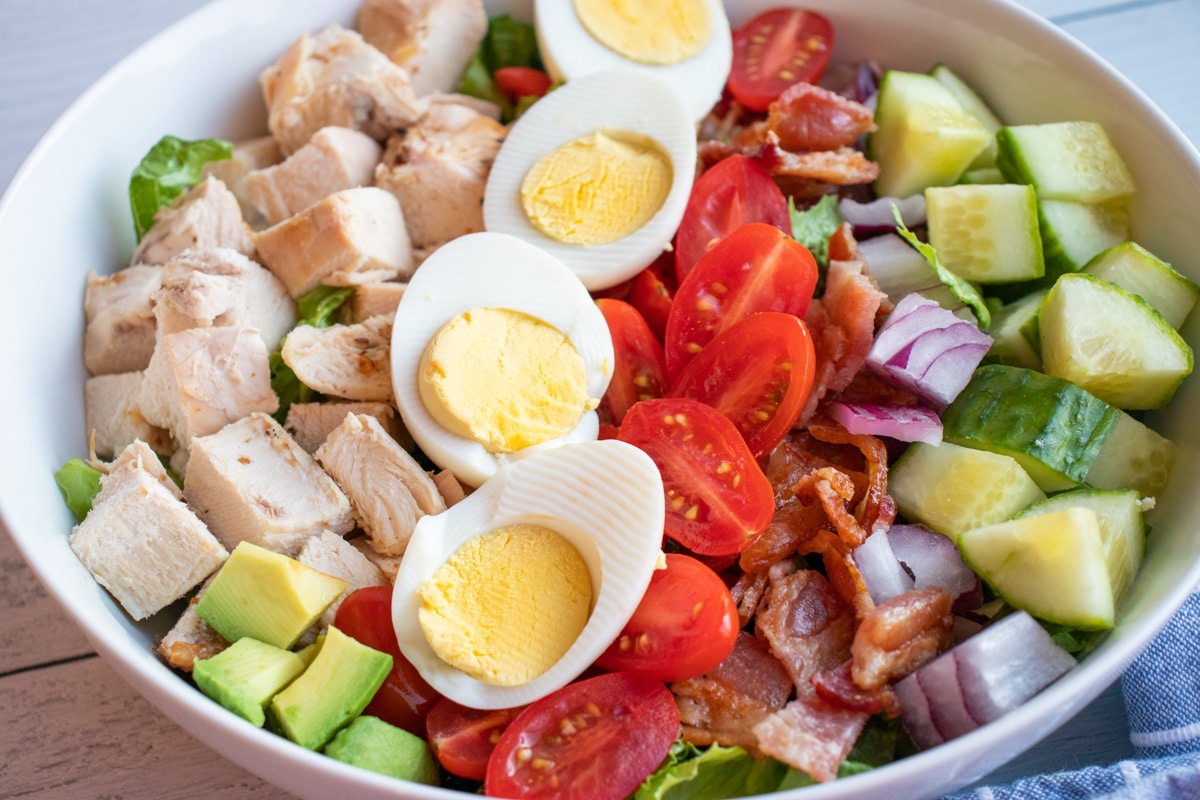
[482,68,697,291]
[389,231,613,487]
[534,0,732,122]
[391,439,666,709]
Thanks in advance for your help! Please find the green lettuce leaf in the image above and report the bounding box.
[789,193,843,271]
[634,743,788,800]
[481,14,544,72]
[129,136,232,241]
[55,458,103,523]
[893,208,991,329]
[457,50,512,119]
[270,286,355,422]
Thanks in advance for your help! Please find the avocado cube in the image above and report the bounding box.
[193,638,307,727]
[269,626,393,750]
[324,716,440,784]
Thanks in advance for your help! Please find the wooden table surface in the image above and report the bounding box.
[2,0,1198,797]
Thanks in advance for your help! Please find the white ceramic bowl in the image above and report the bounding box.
[2,1,1198,798]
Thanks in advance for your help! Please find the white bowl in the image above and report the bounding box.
[1,0,1198,798]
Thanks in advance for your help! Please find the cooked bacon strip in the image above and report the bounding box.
[739,496,826,574]
[807,466,866,549]
[810,421,892,534]
[767,82,877,152]
[827,221,863,264]
[813,660,900,717]
[851,587,955,691]
[753,693,869,783]
[800,529,874,620]
[755,569,855,693]
[731,568,771,627]
[698,130,878,197]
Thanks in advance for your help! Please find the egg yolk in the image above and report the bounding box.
[573,0,712,65]
[417,524,593,687]
[520,129,673,246]
[418,307,591,453]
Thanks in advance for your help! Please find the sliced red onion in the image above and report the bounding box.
[867,293,993,410]
[839,194,927,232]
[852,529,915,605]
[828,402,943,445]
[895,610,1077,750]
[857,234,969,316]
[887,524,978,600]
[854,60,884,105]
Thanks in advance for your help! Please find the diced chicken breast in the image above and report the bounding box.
[432,469,467,507]
[157,576,227,671]
[280,314,392,401]
[185,412,355,555]
[83,265,161,375]
[297,529,387,629]
[203,136,285,229]
[357,0,487,96]
[132,176,255,266]
[70,442,228,621]
[350,538,402,583]
[154,248,297,350]
[253,187,413,298]
[260,24,425,155]
[316,413,446,556]
[284,400,411,453]
[85,372,171,459]
[244,126,383,227]
[375,102,506,253]
[107,438,181,499]
[340,281,406,324]
[426,91,503,121]
[138,326,279,452]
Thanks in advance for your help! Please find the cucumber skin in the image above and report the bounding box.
[942,365,1119,491]
[995,122,1136,204]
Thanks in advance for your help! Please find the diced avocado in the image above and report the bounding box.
[1016,488,1145,607]
[926,183,1044,283]
[984,289,1046,370]
[958,508,1115,629]
[995,121,1136,203]
[324,715,440,784]
[1085,411,1178,499]
[890,441,1046,541]
[195,541,348,649]
[1039,273,1193,410]
[929,62,1003,169]
[193,637,307,727]
[941,365,1120,492]
[868,70,992,198]
[1083,241,1200,330]
[269,626,392,751]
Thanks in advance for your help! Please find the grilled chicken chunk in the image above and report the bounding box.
[315,412,446,557]
[253,186,413,298]
[357,0,487,96]
[184,412,354,555]
[83,264,161,375]
[244,126,383,227]
[260,24,425,155]
[85,372,171,459]
[157,576,226,672]
[339,281,406,324]
[280,313,393,402]
[375,102,506,255]
[297,529,388,629]
[70,440,228,620]
[132,176,255,266]
[284,400,410,453]
[202,136,285,228]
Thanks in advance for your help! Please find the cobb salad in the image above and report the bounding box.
[54,1,1196,798]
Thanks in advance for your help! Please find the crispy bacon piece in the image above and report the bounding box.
[698,130,879,196]
[851,587,955,691]
[827,221,863,263]
[767,82,877,153]
[755,569,856,692]
[800,529,875,620]
[810,421,892,533]
[813,660,900,717]
[753,693,869,783]
[739,495,826,574]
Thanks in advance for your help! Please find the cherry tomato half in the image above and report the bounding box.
[426,698,525,781]
[485,671,679,800]
[596,298,668,427]
[595,553,739,682]
[664,222,819,380]
[728,8,835,112]
[673,155,791,283]
[627,251,676,343]
[493,66,553,101]
[669,311,816,458]
[332,586,442,737]
[619,397,775,556]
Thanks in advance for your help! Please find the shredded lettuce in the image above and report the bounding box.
[55,458,103,523]
[129,135,232,241]
[789,194,843,271]
[456,14,545,122]
[270,286,355,422]
[634,743,788,800]
[893,208,991,329]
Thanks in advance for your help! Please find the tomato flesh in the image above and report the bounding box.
[595,553,739,682]
[618,397,774,556]
[595,298,668,427]
[427,698,525,781]
[332,586,442,737]
[493,66,552,101]
[673,155,791,283]
[485,671,679,800]
[669,311,816,458]
[728,8,835,112]
[626,251,676,343]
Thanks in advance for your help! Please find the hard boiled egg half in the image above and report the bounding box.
[391,438,666,709]
[483,68,697,291]
[534,0,732,121]
[390,231,613,487]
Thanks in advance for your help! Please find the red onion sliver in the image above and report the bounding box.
[853,530,916,605]
[839,194,927,232]
[887,524,978,599]
[828,402,943,445]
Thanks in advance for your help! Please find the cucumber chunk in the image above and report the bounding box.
[926,184,1044,283]
[960,167,1005,185]
[1083,242,1200,330]
[958,508,1115,629]
[1039,198,1130,281]
[929,63,1002,169]
[941,364,1119,492]
[995,121,1136,203]
[869,70,992,198]
[984,289,1046,370]
[890,441,1046,540]
[1016,488,1145,608]
[1039,273,1194,410]
[1086,411,1178,499]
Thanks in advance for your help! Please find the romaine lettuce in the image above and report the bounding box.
[129,135,232,241]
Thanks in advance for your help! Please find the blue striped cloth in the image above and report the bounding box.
[944,592,1200,799]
